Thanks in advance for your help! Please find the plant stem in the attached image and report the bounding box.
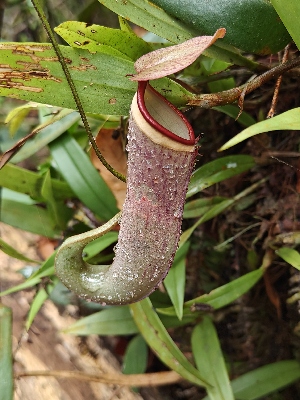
[16,370,181,387]
[31,0,126,183]
[267,44,291,118]
[189,56,300,108]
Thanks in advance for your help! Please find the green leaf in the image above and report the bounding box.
[99,0,262,70]
[271,0,300,50]
[0,305,13,400]
[130,298,212,388]
[0,237,39,263]
[83,231,118,261]
[163,241,189,320]
[11,110,80,164]
[55,21,152,61]
[49,133,118,221]
[1,189,63,237]
[0,43,135,115]
[187,155,255,198]
[158,268,264,317]
[276,247,300,270]
[150,0,291,54]
[0,276,42,297]
[219,108,300,151]
[0,252,55,297]
[231,360,300,400]
[192,318,234,400]
[180,199,235,246]
[123,335,148,375]
[41,170,70,230]
[185,267,263,310]
[5,102,35,136]
[0,163,74,201]
[99,0,196,44]
[160,314,197,328]
[30,251,56,281]
[118,16,134,34]
[0,42,192,115]
[63,306,138,335]
[25,284,55,330]
[213,105,256,128]
[184,196,227,219]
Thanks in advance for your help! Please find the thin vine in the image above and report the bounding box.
[31,0,126,183]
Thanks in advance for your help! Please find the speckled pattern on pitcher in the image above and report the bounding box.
[55,85,197,305]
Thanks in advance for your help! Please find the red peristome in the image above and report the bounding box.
[137,81,195,145]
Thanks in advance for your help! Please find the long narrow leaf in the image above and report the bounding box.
[180,199,234,246]
[219,108,300,151]
[276,247,300,270]
[100,0,195,44]
[63,306,138,335]
[83,231,118,261]
[0,277,42,297]
[0,252,56,297]
[271,0,300,50]
[192,318,234,400]
[163,241,189,320]
[231,360,300,400]
[187,155,255,198]
[158,268,264,317]
[0,43,135,115]
[11,110,80,164]
[0,237,39,263]
[0,305,13,400]
[130,298,212,388]
[184,196,227,219]
[25,283,55,330]
[123,335,148,375]
[1,189,63,237]
[213,105,256,127]
[40,170,70,229]
[49,133,118,220]
[0,163,74,201]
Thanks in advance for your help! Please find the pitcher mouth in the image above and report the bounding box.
[137,81,195,146]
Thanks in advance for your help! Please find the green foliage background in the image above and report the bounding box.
[1,1,300,399]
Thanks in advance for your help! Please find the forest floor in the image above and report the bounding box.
[1,222,167,400]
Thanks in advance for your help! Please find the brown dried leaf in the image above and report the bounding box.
[90,128,127,210]
[0,130,37,169]
[130,28,226,81]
